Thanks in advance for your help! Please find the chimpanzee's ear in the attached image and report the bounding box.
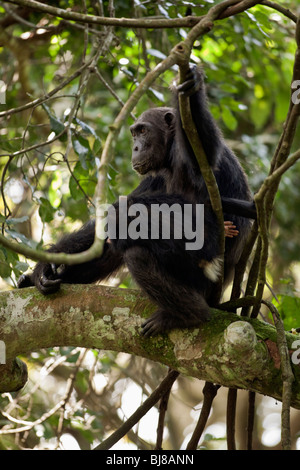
[164,111,175,127]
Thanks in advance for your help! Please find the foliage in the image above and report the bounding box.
[0,0,299,451]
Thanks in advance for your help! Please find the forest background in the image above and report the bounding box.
[0,0,300,451]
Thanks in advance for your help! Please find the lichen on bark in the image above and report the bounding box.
[0,284,300,409]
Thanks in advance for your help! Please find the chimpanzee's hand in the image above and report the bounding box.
[17,274,34,288]
[18,263,65,295]
[177,65,204,97]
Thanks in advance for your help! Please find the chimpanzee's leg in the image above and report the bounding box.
[124,246,210,336]
[18,221,124,294]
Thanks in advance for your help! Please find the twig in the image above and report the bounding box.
[93,370,179,450]
[0,349,88,437]
[261,1,297,23]
[93,67,136,120]
[241,237,262,317]
[155,368,176,450]
[0,59,95,118]
[230,221,258,303]
[56,349,88,445]
[219,295,257,311]
[0,398,67,435]
[226,388,237,450]
[186,382,220,450]
[247,391,256,450]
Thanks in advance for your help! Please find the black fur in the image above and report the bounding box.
[18,66,255,336]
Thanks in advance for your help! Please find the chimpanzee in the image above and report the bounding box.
[18,66,255,336]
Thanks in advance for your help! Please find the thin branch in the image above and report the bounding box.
[261,1,297,23]
[0,59,94,118]
[0,398,67,435]
[230,19,299,319]
[0,128,67,160]
[56,349,88,444]
[247,391,256,450]
[93,67,136,120]
[226,388,237,450]
[262,300,294,451]
[241,237,262,317]
[255,148,300,202]
[186,382,220,450]
[176,64,225,296]
[93,370,179,450]
[252,18,300,317]
[155,368,176,450]
[5,0,263,29]
[0,230,103,265]
[230,221,258,303]
[219,295,257,311]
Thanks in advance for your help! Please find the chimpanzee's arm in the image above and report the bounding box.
[221,197,257,220]
[176,65,224,168]
[18,220,123,294]
[17,177,166,295]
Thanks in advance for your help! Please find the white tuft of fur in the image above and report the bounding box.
[203,257,223,282]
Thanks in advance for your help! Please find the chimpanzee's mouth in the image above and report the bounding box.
[132,162,148,175]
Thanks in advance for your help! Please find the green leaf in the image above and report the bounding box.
[69,162,96,201]
[39,197,56,223]
[72,135,91,170]
[146,48,167,60]
[14,261,29,274]
[5,216,29,226]
[5,230,38,249]
[219,83,238,94]
[93,137,102,156]
[250,10,273,31]
[42,103,65,134]
[148,87,165,103]
[221,105,238,130]
[0,250,11,278]
[274,295,300,331]
[75,117,99,139]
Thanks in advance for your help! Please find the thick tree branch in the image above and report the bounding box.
[1,284,300,410]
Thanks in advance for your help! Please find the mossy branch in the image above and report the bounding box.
[1,284,300,410]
